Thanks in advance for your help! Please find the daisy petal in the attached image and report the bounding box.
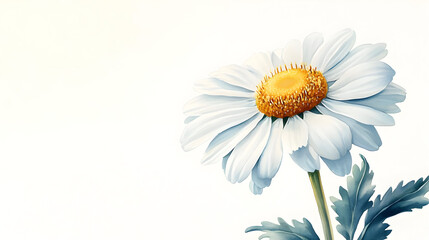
[346,98,400,114]
[225,117,271,184]
[386,82,406,94]
[327,62,395,100]
[251,167,272,189]
[282,115,308,154]
[322,98,395,126]
[321,151,352,176]
[183,95,255,117]
[290,145,320,172]
[202,113,264,165]
[248,119,283,193]
[222,151,232,173]
[317,105,382,151]
[304,111,352,160]
[181,106,257,151]
[302,32,324,64]
[271,51,285,69]
[194,77,254,98]
[311,29,356,72]
[184,116,197,124]
[345,82,406,113]
[210,64,260,91]
[282,39,302,65]
[249,180,263,195]
[255,118,283,179]
[323,43,387,81]
[244,52,273,76]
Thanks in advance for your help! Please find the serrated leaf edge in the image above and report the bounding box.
[358,176,429,240]
[331,154,375,240]
[245,217,319,240]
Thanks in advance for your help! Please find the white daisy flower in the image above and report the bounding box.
[181,29,405,194]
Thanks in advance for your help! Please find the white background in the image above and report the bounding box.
[0,0,428,239]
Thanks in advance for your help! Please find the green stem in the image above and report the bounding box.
[308,170,334,240]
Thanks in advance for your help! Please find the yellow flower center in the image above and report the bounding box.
[255,64,328,118]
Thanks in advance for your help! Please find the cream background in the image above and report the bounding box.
[0,0,428,239]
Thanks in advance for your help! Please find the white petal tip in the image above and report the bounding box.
[249,181,264,195]
[181,144,192,152]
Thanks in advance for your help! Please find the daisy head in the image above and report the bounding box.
[181,29,405,194]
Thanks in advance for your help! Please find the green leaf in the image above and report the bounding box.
[357,176,429,240]
[330,154,375,240]
[245,217,320,240]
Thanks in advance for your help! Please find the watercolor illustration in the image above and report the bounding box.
[181,29,429,240]
[1,2,428,240]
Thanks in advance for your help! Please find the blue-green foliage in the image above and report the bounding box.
[330,155,375,240]
[247,155,428,240]
[357,176,429,240]
[245,217,320,240]
[331,155,429,239]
